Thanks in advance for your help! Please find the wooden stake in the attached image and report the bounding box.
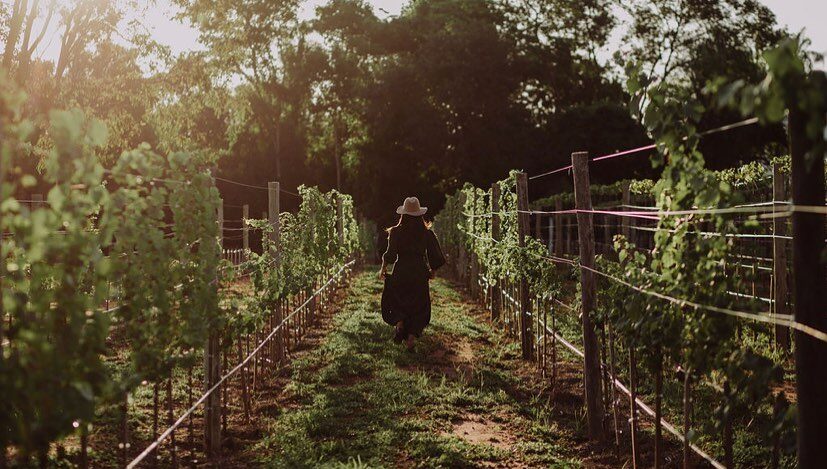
[551,299,557,393]
[187,366,194,462]
[218,199,224,250]
[269,182,285,363]
[515,172,533,360]
[682,367,693,469]
[571,151,605,441]
[336,193,345,247]
[203,199,223,460]
[121,394,128,468]
[542,300,548,378]
[238,336,251,424]
[654,351,663,469]
[789,107,827,467]
[268,182,280,258]
[167,377,178,468]
[204,332,221,459]
[153,382,159,467]
[771,164,790,351]
[600,325,611,430]
[629,347,640,469]
[621,183,631,242]
[222,342,228,434]
[242,204,250,255]
[491,183,502,322]
[536,297,542,366]
[608,324,620,449]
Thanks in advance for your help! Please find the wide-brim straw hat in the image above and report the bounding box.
[396,197,427,216]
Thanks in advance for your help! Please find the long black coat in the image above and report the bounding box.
[381,228,446,337]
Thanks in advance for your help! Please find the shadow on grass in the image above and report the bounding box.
[255,271,580,469]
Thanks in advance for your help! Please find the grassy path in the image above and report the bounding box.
[250,269,599,468]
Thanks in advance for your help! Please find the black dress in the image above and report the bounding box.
[381,228,446,337]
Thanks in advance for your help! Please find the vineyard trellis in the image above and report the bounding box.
[433,41,826,468]
[1,84,371,466]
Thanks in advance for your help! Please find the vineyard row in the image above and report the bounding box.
[434,118,826,467]
[1,104,371,466]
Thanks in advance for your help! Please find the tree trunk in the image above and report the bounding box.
[2,0,28,69]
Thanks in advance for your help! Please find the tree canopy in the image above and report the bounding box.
[1,0,803,223]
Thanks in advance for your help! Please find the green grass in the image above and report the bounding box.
[254,269,583,468]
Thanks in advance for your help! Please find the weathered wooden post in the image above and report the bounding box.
[771,164,790,351]
[491,183,502,322]
[629,347,640,468]
[336,193,345,247]
[788,107,827,467]
[268,182,280,257]
[204,198,223,459]
[571,151,605,441]
[515,172,533,360]
[218,199,224,251]
[242,204,250,255]
[269,182,284,363]
[621,183,631,243]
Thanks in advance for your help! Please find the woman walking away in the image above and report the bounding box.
[379,197,446,350]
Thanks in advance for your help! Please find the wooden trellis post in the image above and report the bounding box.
[242,204,250,254]
[788,107,827,467]
[336,193,345,247]
[204,199,223,459]
[490,183,502,322]
[771,164,790,351]
[621,183,631,242]
[629,347,640,468]
[515,172,533,360]
[218,199,224,249]
[571,151,605,441]
[269,183,284,363]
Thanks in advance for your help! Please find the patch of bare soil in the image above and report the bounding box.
[444,412,515,450]
[402,331,479,385]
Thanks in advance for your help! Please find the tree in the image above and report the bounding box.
[174,0,311,181]
[152,52,231,156]
[618,0,782,93]
[1,0,125,86]
[616,0,787,170]
[309,0,377,191]
[61,40,159,158]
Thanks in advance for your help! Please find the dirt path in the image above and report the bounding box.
[248,269,633,468]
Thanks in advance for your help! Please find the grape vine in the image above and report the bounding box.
[0,80,366,464]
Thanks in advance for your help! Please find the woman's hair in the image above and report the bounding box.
[386,214,432,234]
